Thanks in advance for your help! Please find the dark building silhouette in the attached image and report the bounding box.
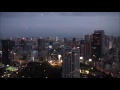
[49,41,53,46]
[71,48,80,78]
[38,38,45,61]
[1,40,15,65]
[94,30,105,55]
[80,40,90,60]
[19,38,26,50]
[62,47,72,78]
[91,34,101,61]
[72,38,77,48]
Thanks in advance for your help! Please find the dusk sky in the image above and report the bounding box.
[0,12,120,38]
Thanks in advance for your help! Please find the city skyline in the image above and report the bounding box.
[0,12,120,39]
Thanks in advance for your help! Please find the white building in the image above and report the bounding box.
[30,50,38,62]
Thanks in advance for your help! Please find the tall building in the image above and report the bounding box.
[38,38,45,61]
[84,35,90,42]
[71,48,80,78]
[19,38,26,50]
[91,34,101,61]
[63,38,67,47]
[62,46,80,78]
[80,40,90,60]
[72,38,77,48]
[62,47,72,78]
[105,35,109,47]
[1,40,14,65]
[94,30,105,55]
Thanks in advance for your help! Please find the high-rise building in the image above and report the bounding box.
[105,35,109,47]
[38,38,45,61]
[62,46,80,78]
[94,30,105,55]
[91,34,101,61]
[19,38,26,50]
[62,47,72,78]
[63,38,67,47]
[84,35,90,42]
[1,40,14,65]
[71,48,80,78]
[80,40,90,60]
[72,38,77,48]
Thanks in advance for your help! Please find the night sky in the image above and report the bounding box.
[0,12,120,38]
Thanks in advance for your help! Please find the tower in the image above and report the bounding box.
[71,48,80,78]
[62,46,80,78]
[94,30,105,56]
[91,34,101,61]
[38,38,45,61]
[62,47,72,78]
[1,40,14,65]
[19,38,26,50]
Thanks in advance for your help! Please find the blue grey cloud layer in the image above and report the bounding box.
[0,12,119,38]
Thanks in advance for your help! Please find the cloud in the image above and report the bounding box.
[0,12,119,38]
[0,12,119,18]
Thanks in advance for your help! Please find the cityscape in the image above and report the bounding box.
[0,12,120,78]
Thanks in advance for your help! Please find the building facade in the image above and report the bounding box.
[62,46,80,78]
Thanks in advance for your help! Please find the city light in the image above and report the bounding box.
[33,57,34,62]
[89,59,92,62]
[49,61,52,63]
[80,57,83,59]
[16,72,18,74]
[85,70,89,74]
[58,55,61,60]
[80,70,81,73]
[7,65,9,67]
[0,13,119,78]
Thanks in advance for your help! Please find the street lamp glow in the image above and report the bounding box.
[58,55,61,60]
[80,57,83,59]
[16,72,18,74]
[7,65,9,67]
[33,57,34,62]
[89,59,92,62]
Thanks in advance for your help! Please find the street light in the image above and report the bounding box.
[7,65,9,67]
[89,59,92,62]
